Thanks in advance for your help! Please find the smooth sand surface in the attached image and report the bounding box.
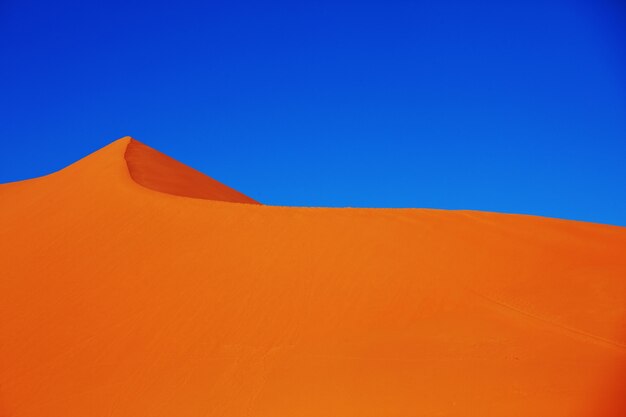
[1,137,624,416]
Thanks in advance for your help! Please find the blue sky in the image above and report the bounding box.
[1,0,625,225]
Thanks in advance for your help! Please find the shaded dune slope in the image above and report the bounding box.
[124,138,260,204]
[0,137,625,417]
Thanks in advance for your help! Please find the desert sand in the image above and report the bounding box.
[0,137,624,416]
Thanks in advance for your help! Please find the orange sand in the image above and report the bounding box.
[1,137,624,416]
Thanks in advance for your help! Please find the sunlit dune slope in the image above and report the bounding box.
[1,136,625,417]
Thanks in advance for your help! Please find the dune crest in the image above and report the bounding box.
[1,137,625,417]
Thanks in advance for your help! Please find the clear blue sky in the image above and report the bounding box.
[1,0,625,225]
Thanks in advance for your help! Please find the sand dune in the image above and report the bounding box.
[1,136,624,416]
